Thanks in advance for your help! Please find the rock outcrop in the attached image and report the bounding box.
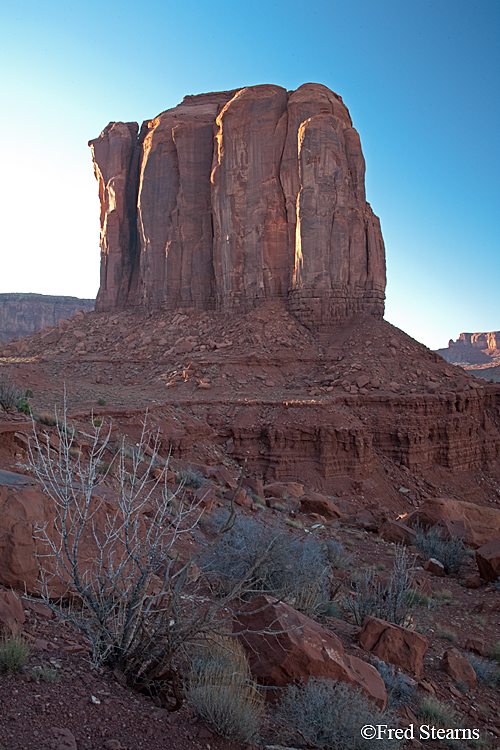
[0,294,94,343]
[90,84,386,329]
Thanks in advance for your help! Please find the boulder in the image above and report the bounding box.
[423,558,446,576]
[379,519,417,545]
[465,637,486,656]
[475,539,500,583]
[359,616,428,677]
[405,498,500,548]
[0,483,120,597]
[441,648,477,690]
[464,573,482,589]
[235,595,386,708]
[299,492,344,520]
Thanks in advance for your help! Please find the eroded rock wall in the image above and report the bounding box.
[90,83,386,328]
[0,294,94,342]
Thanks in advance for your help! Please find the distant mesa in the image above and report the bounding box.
[436,331,500,382]
[89,83,386,330]
[0,293,94,343]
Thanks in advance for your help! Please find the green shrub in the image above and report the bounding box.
[187,636,263,742]
[15,389,33,415]
[0,634,31,673]
[92,417,102,427]
[274,678,401,749]
[97,398,106,406]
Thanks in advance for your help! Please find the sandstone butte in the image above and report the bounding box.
[89,83,386,330]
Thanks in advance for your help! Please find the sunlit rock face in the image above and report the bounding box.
[89,83,386,329]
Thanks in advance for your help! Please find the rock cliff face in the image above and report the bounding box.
[89,84,386,329]
[436,331,500,382]
[0,294,94,343]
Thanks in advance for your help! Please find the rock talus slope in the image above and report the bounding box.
[89,84,386,328]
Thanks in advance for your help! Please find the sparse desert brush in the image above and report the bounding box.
[410,589,431,608]
[37,411,58,426]
[490,640,500,664]
[466,653,500,685]
[418,696,456,728]
[97,397,106,406]
[187,636,263,742]
[341,544,417,627]
[0,633,31,673]
[203,514,333,618]
[435,623,458,642]
[413,522,465,574]
[31,664,60,683]
[325,540,352,569]
[433,589,453,602]
[377,661,416,706]
[274,678,401,749]
[92,417,102,427]
[177,468,206,488]
[284,517,303,529]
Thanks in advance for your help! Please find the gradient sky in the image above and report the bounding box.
[1,0,498,349]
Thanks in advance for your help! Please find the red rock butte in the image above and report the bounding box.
[89,83,386,329]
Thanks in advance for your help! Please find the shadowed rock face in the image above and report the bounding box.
[89,83,386,329]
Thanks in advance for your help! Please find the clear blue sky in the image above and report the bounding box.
[1,0,498,349]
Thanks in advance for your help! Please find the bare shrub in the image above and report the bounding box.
[466,653,500,685]
[274,678,401,749]
[413,523,465,574]
[203,515,333,618]
[177,469,206,489]
[377,661,416,707]
[27,405,263,703]
[187,635,264,742]
[0,372,21,411]
[342,545,417,626]
[0,372,31,413]
[325,539,352,568]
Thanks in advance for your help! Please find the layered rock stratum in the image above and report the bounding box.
[0,294,94,343]
[437,331,500,382]
[89,83,386,329]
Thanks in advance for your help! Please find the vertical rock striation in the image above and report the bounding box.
[89,83,386,328]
